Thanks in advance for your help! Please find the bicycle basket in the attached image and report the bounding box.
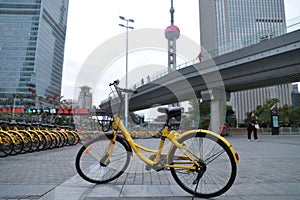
[95,109,113,132]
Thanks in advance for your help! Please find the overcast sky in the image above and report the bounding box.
[62,0,300,101]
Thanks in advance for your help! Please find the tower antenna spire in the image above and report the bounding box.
[170,0,174,25]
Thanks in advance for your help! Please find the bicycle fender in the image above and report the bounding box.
[117,135,133,156]
[104,133,133,156]
[172,129,239,164]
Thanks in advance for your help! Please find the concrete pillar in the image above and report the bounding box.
[210,98,225,133]
[201,88,227,133]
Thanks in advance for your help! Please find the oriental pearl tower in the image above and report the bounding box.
[165,0,180,71]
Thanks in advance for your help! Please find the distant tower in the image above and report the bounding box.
[165,0,180,71]
[78,86,93,109]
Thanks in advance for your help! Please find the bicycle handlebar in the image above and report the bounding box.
[109,80,120,86]
[109,80,137,94]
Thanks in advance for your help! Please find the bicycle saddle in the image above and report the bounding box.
[157,107,183,118]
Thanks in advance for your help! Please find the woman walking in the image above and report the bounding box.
[247,112,259,142]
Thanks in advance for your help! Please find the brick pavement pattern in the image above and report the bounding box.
[0,135,300,199]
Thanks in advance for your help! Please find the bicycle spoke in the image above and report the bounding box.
[76,135,131,184]
[170,131,237,198]
[205,149,226,165]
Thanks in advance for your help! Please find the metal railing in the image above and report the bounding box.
[131,17,300,89]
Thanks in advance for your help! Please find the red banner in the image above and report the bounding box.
[0,108,24,113]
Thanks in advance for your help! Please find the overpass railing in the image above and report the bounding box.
[132,17,300,89]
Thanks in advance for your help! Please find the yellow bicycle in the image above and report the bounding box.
[75,80,239,198]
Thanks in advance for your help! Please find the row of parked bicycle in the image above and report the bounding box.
[0,120,80,157]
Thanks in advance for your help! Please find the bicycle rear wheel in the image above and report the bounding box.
[41,131,52,150]
[7,131,23,155]
[34,131,47,150]
[169,130,237,198]
[0,131,13,157]
[18,130,33,153]
[72,131,80,145]
[75,134,131,184]
[27,130,40,152]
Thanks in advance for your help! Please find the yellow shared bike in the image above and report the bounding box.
[75,80,239,199]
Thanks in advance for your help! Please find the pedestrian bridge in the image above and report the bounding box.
[125,29,300,132]
[130,29,300,110]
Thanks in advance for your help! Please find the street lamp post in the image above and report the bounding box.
[119,16,134,128]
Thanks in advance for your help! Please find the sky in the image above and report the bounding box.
[62,0,300,103]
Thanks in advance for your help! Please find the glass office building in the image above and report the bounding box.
[199,0,292,123]
[200,0,286,54]
[0,0,69,108]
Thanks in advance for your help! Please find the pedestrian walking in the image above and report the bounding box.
[247,112,259,142]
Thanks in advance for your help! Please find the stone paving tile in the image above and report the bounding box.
[0,184,55,199]
[1,135,300,199]
[39,186,90,200]
[87,185,122,198]
[0,146,80,185]
[120,185,174,198]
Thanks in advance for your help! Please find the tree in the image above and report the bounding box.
[181,117,193,130]
[289,106,300,127]
[189,99,210,117]
[278,104,292,127]
[248,98,300,128]
[226,105,236,127]
[252,98,279,127]
[199,115,210,129]
[189,99,237,129]
[188,99,211,128]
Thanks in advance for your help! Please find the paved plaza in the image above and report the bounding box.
[0,134,300,199]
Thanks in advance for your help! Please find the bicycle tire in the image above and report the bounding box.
[41,131,52,150]
[26,130,40,152]
[72,131,80,145]
[7,131,24,155]
[18,130,33,153]
[169,130,237,198]
[0,131,13,157]
[55,131,66,147]
[75,134,131,184]
[65,130,75,145]
[49,132,59,148]
[32,130,46,150]
[60,131,69,146]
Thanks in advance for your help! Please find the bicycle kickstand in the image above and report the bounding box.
[192,164,206,200]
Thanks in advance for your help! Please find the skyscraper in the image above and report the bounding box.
[199,0,292,123]
[0,0,69,109]
[200,0,286,54]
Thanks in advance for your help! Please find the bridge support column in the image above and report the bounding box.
[201,88,227,133]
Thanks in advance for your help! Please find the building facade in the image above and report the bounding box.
[200,0,286,54]
[199,0,292,123]
[231,84,293,123]
[291,84,300,107]
[0,0,69,109]
[77,86,93,109]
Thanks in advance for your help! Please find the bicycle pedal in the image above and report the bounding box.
[145,164,165,171]
[145,165,152,171]
[153,164,165,172]
[145,154,167,171]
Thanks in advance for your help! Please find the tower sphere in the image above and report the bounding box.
[165,24,180,40]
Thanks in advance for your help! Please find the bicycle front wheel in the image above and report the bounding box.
[169,130,237,198]
[75,134,131,184]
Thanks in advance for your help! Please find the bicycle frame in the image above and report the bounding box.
[106,114,238,172]
[76,80,238,198]
[98,80,238,172]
